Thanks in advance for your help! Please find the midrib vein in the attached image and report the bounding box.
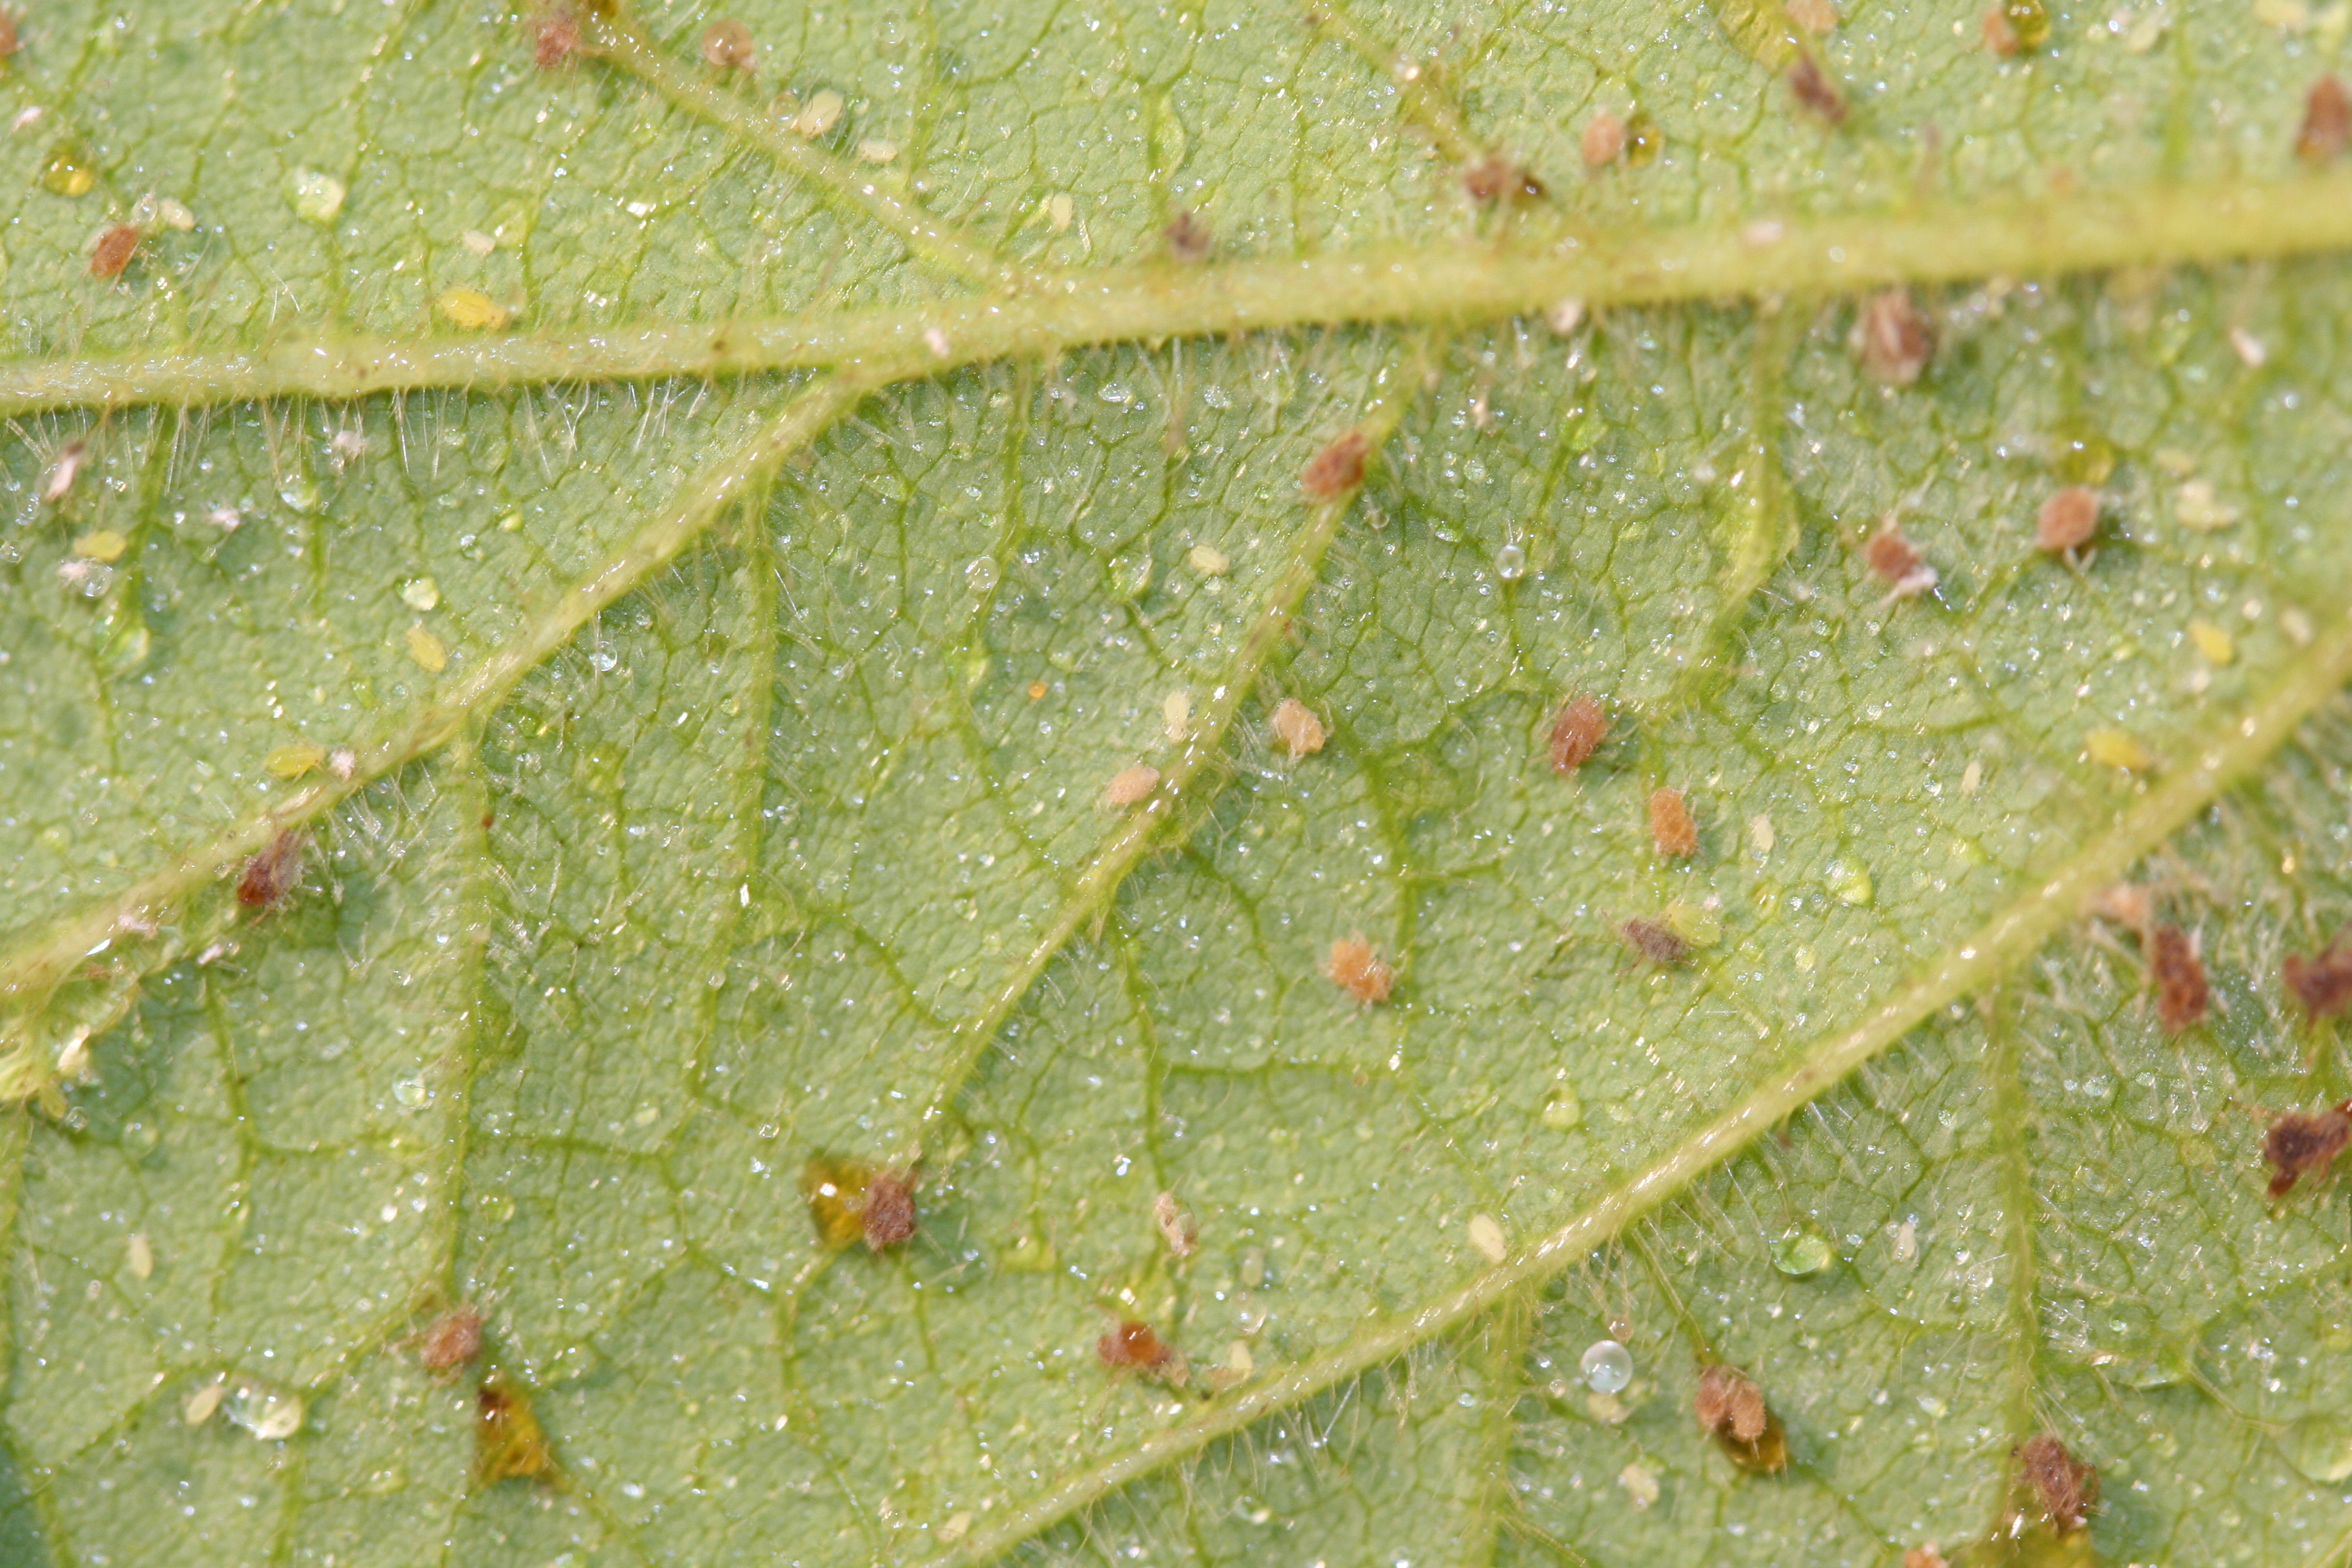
[921,608,2352,1568]
[8,171,2352,417]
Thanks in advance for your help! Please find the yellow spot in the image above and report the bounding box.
[2085,728,2155,772]
[1224,1340,1254,1375]
[264,743,327,779]
[1618,1461,1660,1509]
[436,287,510,331]
[1045,192,1075,232]
[126,1233,154,1279]
[1959,759,1982,796]
[42,142,96,197]
[800,1156,872,1250]
[855,138,899,163]
[1746,814,1774,859]
[1663,900,1724,947]
[1467,1213,1507,1263]
[404,624,450,673]
[1186,544,1230,576]
[791,89,845,137]
[2188,620,2236,664]
[1825,860,1873,906]
[1162,689,1192,745]
[938,1513,973,1546]
[400,576,441,612]
[72,530,127,563]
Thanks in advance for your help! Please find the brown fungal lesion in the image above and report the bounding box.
[1694,1362,1786,1472]
[2284,932,2352,1022]
[2015,1431,2097,1536]
[800,1156,921,1251]
[1546,696,1608,774]
[2146,922,2208,1034]
[90,223,140,280]
[1162,209,1211,262]
[236,830,308,909]
[1648,787,1699,860]
[2298,74,2351,162]
[1325,935,1396,1004]
[1460,153,1545,204]
[2261,1101,2352,1198]
[1096,1317,1187,1386]
[1862,523,1938,599]
[1785,52,1846,125]
[2035,485,2102,557]
[1620,917,1690,966]
[1301,429,1370,502]
[476,1376,557,1485]
[414,1305,485,1375]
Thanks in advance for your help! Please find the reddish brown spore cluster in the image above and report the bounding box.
[90,224,138,279]
[0,12,20,61]
[1648,787,1699,859]
[862,1170,917,1250]
[1097,1318,1183,1384]
[236,830,307,908]
[2300,75,2352,162]
[2147,924,2207,1034]
[533,7,580,69]
[1786,54,1846,124]
[1301,430,1369,502]
[1325,936,1395,1005]
[1858,290,1934,385]
[2264,1103,2352,1198]
[1548,696,1609,773]
[1695,1363,1786,1471]
[1164,210,1211,262]
[1621,917,1689,966]
[2016,1432,2097,1536]
[419,1307,485,1372]
[1462,154,1544,203]
[2036,486,2102,554]
[2284,935,2352,1022]
[1863,525,1938,598]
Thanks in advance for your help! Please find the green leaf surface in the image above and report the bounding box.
[7,2,2352,1565]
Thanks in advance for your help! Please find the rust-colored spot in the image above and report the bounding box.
[0,12,18,60]
[1325,936,1394,1005]
[90,223,138,279]
[1695,1364,1787,1472]
[533,7,580,69]
[1621,917,1689,966]
[1301,429,1369,501]
[476,1379,555,1484]
[2017,1432,2097,1536]
[2300,75,2352,161]
[2264,1103,2352,1198]
[1857,291,1935,385]
[1548,696,1608,773]
[862,1170,917,1250]
[700,17,755,72]
[1786,54,1846,124]
[2149,923,2207,1033]
[1164,209,1211,262]
[1026,679,1049,702]
[1581,110,1626,167]
[1462,154,1544,203]
[1097,1318,1184,1384]
[2285,936,2352,1022]
[1271,697,1326,759]
[2035,485,2102,553]
[419,1307,484,1373]
[1648,788,1698,859]
[236,831,307,909]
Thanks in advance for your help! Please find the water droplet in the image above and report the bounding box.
[1580,1339,1633,1394]
[1107,549,1153,602]
[964,557,999,595]
[280,479,320,514]
[400,577,440,612]
[2278,1415,2352,1482]
[1771,1224,1835,1277]
[41,141,96,197]
[1540,1083,1583,1130]
[1230,1494,1273,1525]
[1494,542,1527,581]
[225,1384,305,1441]
[1097,382,1135,406]
[391,1076,427,1109]
[1825,860,1874,907]
[290,167,346,225]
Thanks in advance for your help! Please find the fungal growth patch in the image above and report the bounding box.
[1694,1363,1786,1472]
[2301,76,2352,161]
[1648,788,1699,859]
[1857,291,1934,385]
[860,1169,917,1251]
[802,1156,916,1250]
[1097,1319,1186,1386]
[2283,935,2352,1021]
[1301,429,1369,501]
[2262,1102,2351,1198]
[1271,698,1326,759]
[417,1307,485,1373]
[236,830,308,909]
[533,7,580,69]
[2036,485,2102,555]
[476,1378,555,1485]
[2016,1432,2097,1535]
[2148,924,2207,1033]
[1548,696,1608,772]
[1163,210,1211,262]
[1863,525,1937,598]
[1102,763,1161,808]
[1786,54,1846,124]
[89,223,138,278]
[1621,917,1690,966]
[1325,936,1395,1004]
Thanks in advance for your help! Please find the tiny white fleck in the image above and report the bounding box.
[42,440,86,503]
[1960,760,1982,797]
[2228,326,2267,367]
[1547,299,1584,334]
[461,229,497,256]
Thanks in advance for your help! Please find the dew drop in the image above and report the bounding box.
[1494,542,1527,581]
[964,557,999,595]
[1540,1083,1583,1131]
[391,1075,428,1109]
[1771,1224,1835,1277]
[2278,1415,2352,1483]
[1580,1338,1633,1394]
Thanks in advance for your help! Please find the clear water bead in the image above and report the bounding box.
[1580,1339,1633,1394]
[1494,542,1528,581]
[964,557,1000,595]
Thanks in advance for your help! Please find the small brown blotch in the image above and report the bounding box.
[418,1307,485,1373]
[2149,923,2207,1033]
[1857,290,1935,385]
[236,830,307,909]
[533,7,580,69]
[801,1155,875,1249]
[700,18,755,73]
[1026,679,1049,702]
[1325,936,1395,1005]
[1097,1318,1185,1385]
[1983,0,2047,55]
[1163,209,1211,262]
[1462,154,1544,203]
[2285,935,2352,1022]
[2016,1432,2097,1536]
[1621,917,1689,966]
[1863,525,1938,598]
[1904,1546,1948,1568]
[476,1377,555,1485]
[90,223,139,279]
[1548,696,1608,773]
[1271,697,1326,760]
[2264,1102,2352,1198]
[1648,787,1699,859]
[1695,1363,1787,1472]
[2035,485,2102,555]
[2300,76,2352,162]
[1786,54,1846,125]
[862,1169,917,1250]
[1102,762,1161,808]
[1301,429,1369,501]
[0,12,18,61]
[1581,110,1626,167]
[480,811,495,830]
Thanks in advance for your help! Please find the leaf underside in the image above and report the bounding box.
[5,3,2352,1567]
